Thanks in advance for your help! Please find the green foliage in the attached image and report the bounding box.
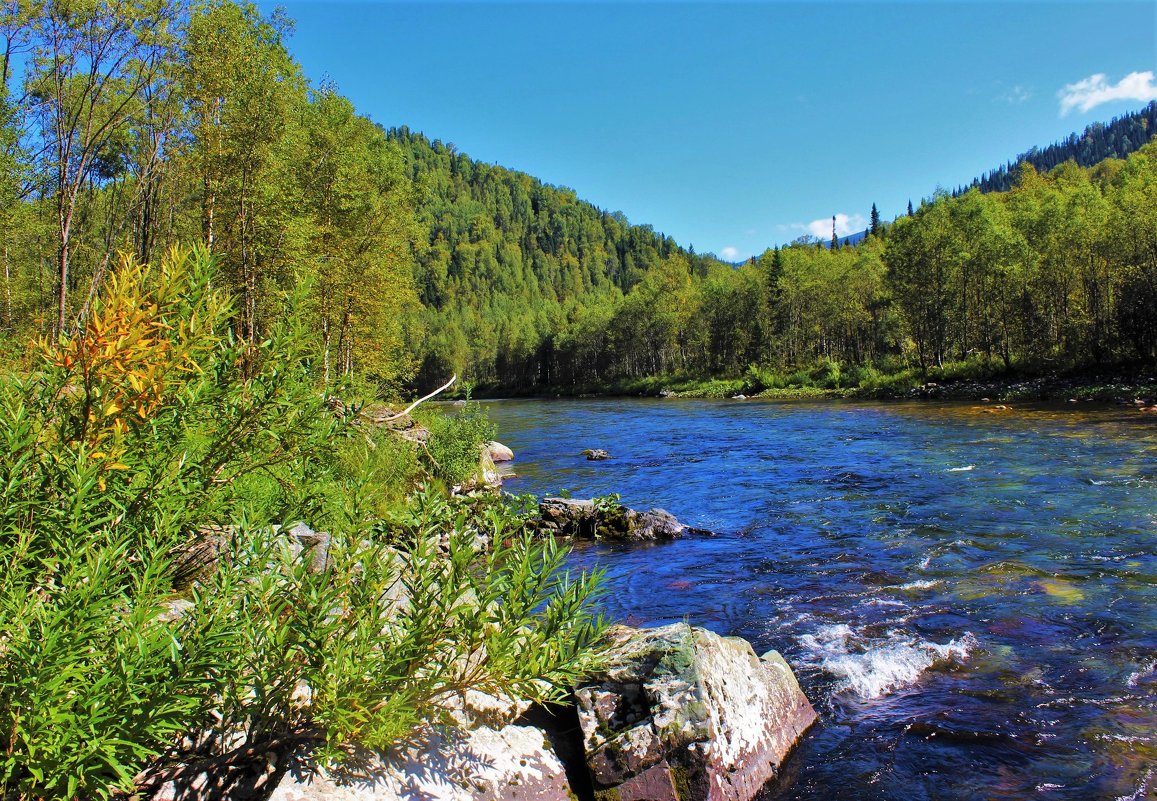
[328,427,422,524]
[592,492,623,515]
[0,538,226,800]
[193,494,605,760]
[421,400,497,486]
[0,248,606,800]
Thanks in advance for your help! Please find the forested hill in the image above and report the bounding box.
[960,101,1157,194]
[389,117,1157,395]
[385,127,724,388]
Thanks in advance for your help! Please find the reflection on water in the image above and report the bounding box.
[482,398,1157,801]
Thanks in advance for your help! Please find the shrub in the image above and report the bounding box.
[421,399,496,486]
[813,358,842,389]
[0,248,606,799]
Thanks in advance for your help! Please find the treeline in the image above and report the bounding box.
[891,155,1157,370]
[963,101,1157,194]
[0,0,420,389]
[2,1,1155,397]
[407,139,1157,391]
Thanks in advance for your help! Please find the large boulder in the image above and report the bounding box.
[576,623,817,801]
[537,498,690,542]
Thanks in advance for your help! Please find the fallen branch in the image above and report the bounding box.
[381,374,457,422]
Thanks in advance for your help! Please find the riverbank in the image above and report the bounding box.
[469,364,1157,405]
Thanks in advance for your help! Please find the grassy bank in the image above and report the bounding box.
[470,359,1157,404]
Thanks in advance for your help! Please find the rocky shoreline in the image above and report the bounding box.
[143,436,818,801]
[239,621,816,801]
[152,620,816,801]
[146,480,817,801]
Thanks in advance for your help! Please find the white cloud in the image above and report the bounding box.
[998,85,1031,105]
[720,246,741,261]
[805,213,866,240]
[1058,71,1157,116]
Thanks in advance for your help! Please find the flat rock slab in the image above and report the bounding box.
[267,723,572,801]
[577,623,817,801]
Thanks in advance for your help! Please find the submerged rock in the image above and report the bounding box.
[582,448,612,461]
[537,498,690,541]
[576,623,817,801]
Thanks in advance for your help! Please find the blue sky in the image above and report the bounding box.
[263,1,1157,260]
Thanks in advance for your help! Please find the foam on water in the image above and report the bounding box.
[947,465,975,472]
[1126,661,1156,688]
[798,623,977,700]
[897,579,941,590]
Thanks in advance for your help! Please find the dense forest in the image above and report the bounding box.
[386,127,724,388]
[962,101,1157,194]
[400,135,1157,393]
[0,0,421,390]
[1,1,1155,399]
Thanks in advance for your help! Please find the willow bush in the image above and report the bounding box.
[0,246,605,800]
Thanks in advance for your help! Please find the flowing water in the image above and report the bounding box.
[481,398,1157,801]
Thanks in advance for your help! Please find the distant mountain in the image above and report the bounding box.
[827,230,867,248]
[957,101,1157,195]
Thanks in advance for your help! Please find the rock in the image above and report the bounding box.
[453,450,504,495]
[659,389,676,398]
[478,449,503,488]
[582,448,612,461]
[447,690,534,730]
[286,522,331,574]
[265,723,573,801]
[539,498,599,538]
[392,421,431,445]
[537,498,690,542]
[156,598,195,623]
[731,394,747,400]
[630,508,686,540]
[576,623,817,801]
[487,441,515,462]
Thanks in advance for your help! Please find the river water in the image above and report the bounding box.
[481,398,1157,801]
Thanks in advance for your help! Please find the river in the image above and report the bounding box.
[481,398,1157,801]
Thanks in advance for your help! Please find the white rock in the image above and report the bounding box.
[576,622,817,801]
[267,723,572,801]
[486,441,515,462]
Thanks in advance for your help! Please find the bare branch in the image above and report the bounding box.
[379,374,458,422]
